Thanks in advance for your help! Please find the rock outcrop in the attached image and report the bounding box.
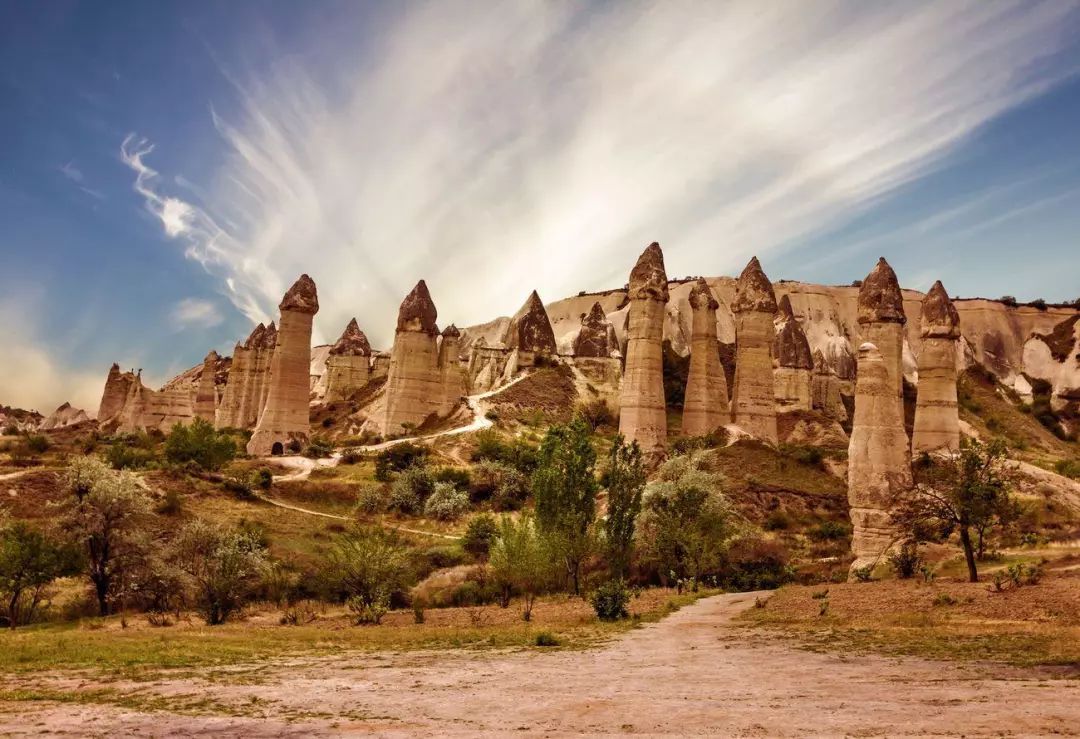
[324,318,372,403]
[40,402,90,430]
[773,294,813,412]
[912,281,961,453]
[216,323,277,430]
[848,342,912,574]
[811,349,846,421]
[438,324,467,415]
[382,280,443,435]
[682,279,728,436]
[731,257,778,444]
[194,351,220,423]
[618,242,669,461]
[248,275,319,456]
[116,371,196,433]
[573,302,619,358]
[97,363,134,423]
[857,258,907,431]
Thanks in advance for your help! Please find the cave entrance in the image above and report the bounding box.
[271,441,284,456]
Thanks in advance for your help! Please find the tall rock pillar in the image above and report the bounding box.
[618,242,669,461]
[324,318,372,402]
[848,342,912,574]
[773,295,813,411]
[247,275,319,456]
[97,363,134,423]
[731,257,778,444]
[857,258,907,426]
[216,340,249,429]
[382,280,443,435]
[682,279,729,436]
[194,351,219,423]
[438,325,467,415]
[912,281,961,454]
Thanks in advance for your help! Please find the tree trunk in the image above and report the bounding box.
[94,577,110,616]
[959,526,978,583]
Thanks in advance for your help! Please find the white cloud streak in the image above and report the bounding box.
[122,0,1079,348]
[169,297,224,331]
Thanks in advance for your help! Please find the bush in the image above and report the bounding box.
[174,520,268,625]
[576,398,616,430]
[355,482,389,514]
[1053,459,1080,480]
[670,429,729,456]
[255,468,273,490]
[721,537,794,591]
[374,443,428,481]
[164,418,236,471]
[24,435,50,454]
[471,429,539,474]
[590,579,631,621]
[105,443,157,470]
[388,466,434,514]
[433,466,471,491]
[534,631,559,647]
[763,509,792,531]
[0,521,74,627]
[468,460,529,510]
[328,527,413,625]
[156,489,184,516]
[887,541,920,579]
[783,444,824,468]
[340,448,364,465]
[852,565,874,583]
[304,436,333,458]
[808,520,852,542]
[424,483,470,520]
[462,514,499,560]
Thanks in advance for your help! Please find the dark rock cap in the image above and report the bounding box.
[774,314,813,369]
[628,242,669,302]
[857,258,906,325]
[330,318,372,356]
[243,323,266,350]
[688,279,719,312]
[506,290,557,354]
[778,293,794,319]
[279,274,319,314]
[573,302,616,358]
[203,350,220,364]
[732,257,778,313]
[920,281,960,339]
[261,322,278,349]
[397,280,439,335]
[442,324,461,338]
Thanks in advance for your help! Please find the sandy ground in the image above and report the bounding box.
[2,592,1078,737]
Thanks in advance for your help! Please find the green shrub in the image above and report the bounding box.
[388,466,434,514]
[852,565,874,583]
[304,436,334,459]
[416,544,469,572]
[887,541,921,579]
[340,448,364,465]
[471,429,538,474]
[164,418,236,471]
[932,593,957,607]
[671,429,729,456]
[328,527,413,625]
[576,398,617,430]
[156,489,184,516]
[424,483,470,520]
[374,443,428,482]
[355,482,389,514]
[763,509,792,531]
[808,520,851,542]
[462,514,499,559]
[1053,459,1080,480]
[781,444,823,468]
[721,538,795,591]
[534,631,559,647]
[24,435,50,454]
[468,460,528,510]
[105,443,156,470]
[590,579,631,621]
[433,466,471,490]
[255,468,273,490]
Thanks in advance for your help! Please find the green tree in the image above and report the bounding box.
[328,526,413,625]
[894,438,1018,583]
[164,418,237,471]
[174,520,268,625]
[0,520,73,628]
[532,417,598,594]
[488,515,557,620]
[603,436,646,579]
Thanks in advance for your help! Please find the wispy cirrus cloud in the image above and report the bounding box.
[59,160,104,200]
[122,0,1080,349]
[169,297,224,331]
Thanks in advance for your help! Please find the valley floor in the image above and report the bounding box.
[2,591,1077,737]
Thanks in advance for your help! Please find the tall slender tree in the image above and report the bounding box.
[604,435,646,579]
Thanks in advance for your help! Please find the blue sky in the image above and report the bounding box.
[1,0,1079,413]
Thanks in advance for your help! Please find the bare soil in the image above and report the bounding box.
[2,592,1077,736]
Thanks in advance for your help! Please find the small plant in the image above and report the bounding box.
[412,600,425,624]
[918,565,936,583]
[462,514,499,560]
[818,598,830,617]
[753,596,768,609]
[156,489,184,516]
[887,541,921,579]
[991,571,1008,593]
[534,631,559,647]
[852,565,874,583]
[355,483,389,515]
[304,436,334,459]
[423,482,470,521]
[590,579,631,621]
[808,520,851,542]
[279,601,319,626]
[811,588,829,600]
[932,593,957,607]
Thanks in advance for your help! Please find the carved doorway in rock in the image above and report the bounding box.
[271,441,284,456]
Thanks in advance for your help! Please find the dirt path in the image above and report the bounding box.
[252,492,461,540]
[3,592,1077,736]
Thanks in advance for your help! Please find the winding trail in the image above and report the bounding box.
[3,591,1077,736]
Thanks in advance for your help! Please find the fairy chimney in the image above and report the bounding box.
[773,295,813,411]
[503,290,557,366]
[912,281,961,453]
[857,258,907,426]
[97,363,134,423]
[438,324,467,415]
[324,318,372,402]
[682,279,729,436]
[731,257,778,444]
[382,280,443,435]
[573,302,618,358]
[194,350,220,423]
[247,275,319,456]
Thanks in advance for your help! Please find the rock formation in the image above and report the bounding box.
[40,402,90,430]
[193,351,220,423]
[848,342,912,574]
[324,318,372,402]
[503,290,558,367]
[248,275,319,456]
[811,349,845,420]
[912,281,961,454]
[682,279,728,436]
[573,302,619,358]
[857,258,907,427]
[97,363,134,423]
[215,339,250,429]
[618,242,669,460]
[215,323,276,429]
[731,257,778,444]
[247,322,277,426]
[773,294,813,411]
[116,371,196,433]
[382,280,443,436]
[438,324,467,415]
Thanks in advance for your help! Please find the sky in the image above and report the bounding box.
[1,0,1080,415]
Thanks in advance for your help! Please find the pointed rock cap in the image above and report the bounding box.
[774,313,813,369]
[243,323,267,349]
[573,302,617,358]
[330,318,372,356]
[778,293,794,319]
[628,242,669,302]
[442,324,461,339]
[505,290,557,354]
[203,350,220,364]
[108,362,120,373]
[397,280,439,334]
[732,257,778,313]
[857,258,906,325]
[261,322,278,349]
[279,274,319,314]
[920,280,960,339]
[688,279,719,312]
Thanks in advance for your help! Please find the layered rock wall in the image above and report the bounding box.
[194,351,219,422]
[682,279,728,436]
[912,281,961,453]
[116,373,196,433]
[324,318,372,403]
[773,295,813,412]
[97,363,134,423]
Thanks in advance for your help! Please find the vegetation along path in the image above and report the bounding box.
[3,591,1077,736]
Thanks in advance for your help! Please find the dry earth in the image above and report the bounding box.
[2,592,1078,737]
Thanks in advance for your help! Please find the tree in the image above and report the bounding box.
[893,438,1017,583]
[327,526,412,625]
[532,417,598,594]
[0,519,73,628]
[61,459,152,616]
[174,520,267,625]
[603,436,646,579]
[488,515,557,621]
[164,418,237,471]
[638,454,741,588]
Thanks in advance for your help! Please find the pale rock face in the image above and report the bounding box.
[97,363,134,423]
[382,281,444,435]
[40,402,90,430]
[848,342,912,574]
[857,258,907,433]
[912,281,961,453]
[773,294,813,412]
[216,341,250,428]
[194,351,220,423]
[248,275,319,455]
[573,302,619,358]
[117,372,196,433]
[732,257,778,444]
[324,319,372,402]
[503,291,557,356]
[439,324,468,415]
[619,242,669,460]
[682,279,729,436]
[811,350,847,421]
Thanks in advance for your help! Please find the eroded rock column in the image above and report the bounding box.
[912,281,961,454]
[682,279,728,436]
[618,242,669,461]
[382,280,443,435]
[731,257,778,444]
[216,340,250,429]
[773,295,813,412]
[324,318,372,403]
[857,258,907,426]
[848,342,912,574]
[194,351,219,423]
[247,275,319,456]
[97,363,134,424]
[438,325,467,415]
